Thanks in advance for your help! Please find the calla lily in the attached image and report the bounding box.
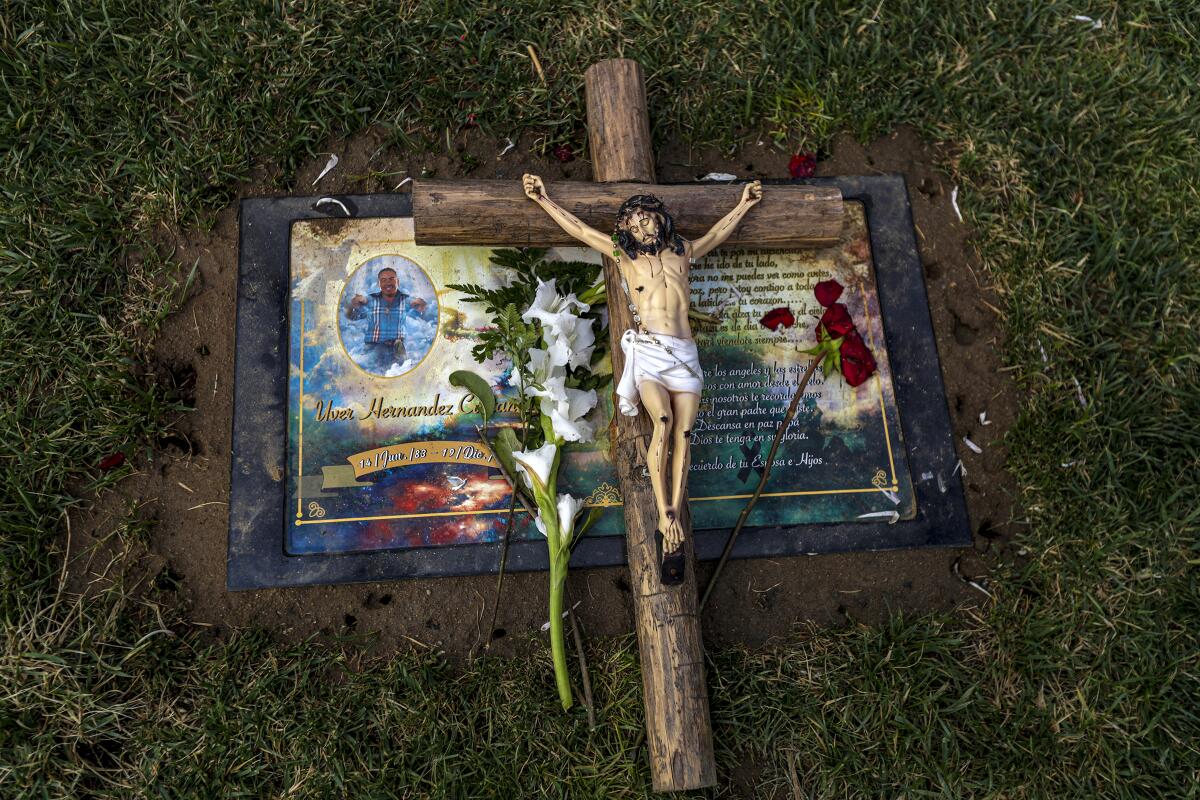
[512,442,557,494]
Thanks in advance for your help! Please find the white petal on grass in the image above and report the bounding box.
[1038,338,1049,364]
[314,197,351,216]
[951,186,963,221]
[312,154,339,186]
[963,436,983,454]
[1072,14,1102,29]
[540,601,582,632]
[1072,376,1089,408]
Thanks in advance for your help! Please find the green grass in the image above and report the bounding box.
[2,1,1198,796]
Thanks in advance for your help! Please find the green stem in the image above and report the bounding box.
[548,553,572,710]
[700,358,820,610]
[539,448,573,711]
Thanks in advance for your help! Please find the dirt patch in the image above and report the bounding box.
[66,125,1017,658]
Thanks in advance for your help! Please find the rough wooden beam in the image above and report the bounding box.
[585,58,717,793]
[585,59,655,183]
[412,180,843,249]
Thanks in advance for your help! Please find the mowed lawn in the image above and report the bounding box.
[2,2,1197,797]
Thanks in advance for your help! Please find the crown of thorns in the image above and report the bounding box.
[614,194,685,258]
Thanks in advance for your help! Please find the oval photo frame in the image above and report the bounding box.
[336,254,439,378]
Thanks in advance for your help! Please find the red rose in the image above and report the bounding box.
[788,151,816,179]
[814,279,843,307]
[99,452,126,471]
[839,330,877,387]
[818,303,854,338]
[553,144,575,163]
[759,306,795,331]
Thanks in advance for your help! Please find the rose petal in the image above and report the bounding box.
[839,330,877,387]
[788,152,816,179]
[818,303,854,338]
[759,307,795,331]
[99,452,126,471]
[813,279,843,307]
[553,144,575,163]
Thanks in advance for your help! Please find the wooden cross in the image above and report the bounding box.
[412,60,842,792]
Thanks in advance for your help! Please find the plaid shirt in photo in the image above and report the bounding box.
[347,291,409,343]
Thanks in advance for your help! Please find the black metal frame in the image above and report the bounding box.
[228,176,970,589]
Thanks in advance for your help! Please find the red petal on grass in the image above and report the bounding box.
[553,144,575,163]
[814,279,843,307]
[759,307,795,331]
[788,152,816,179]
[839,330,877,387]
[99,452,126,471]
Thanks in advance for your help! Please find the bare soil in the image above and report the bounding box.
[67,125,1017,659]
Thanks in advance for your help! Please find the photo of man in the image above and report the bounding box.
[340,258,437,377]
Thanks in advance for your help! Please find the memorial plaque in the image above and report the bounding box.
[229,177,968,589]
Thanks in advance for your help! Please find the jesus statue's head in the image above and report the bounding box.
[615,194,686,259]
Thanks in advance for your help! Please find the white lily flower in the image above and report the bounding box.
[512,442,557,493]
[543,314,596,370]
[556,493,581,543]
[534,493,581,548]
[524,347,567,401]
[526,347,558,383]
[540,387,597,443]
[521,279,587,333]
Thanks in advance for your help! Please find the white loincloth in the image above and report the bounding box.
[616,329,704,416]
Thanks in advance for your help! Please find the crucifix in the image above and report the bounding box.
[413,59,842,792]
[520,171,764,582]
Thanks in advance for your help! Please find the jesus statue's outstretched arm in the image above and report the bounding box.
[522,174,612,255]
[688,181,763,259]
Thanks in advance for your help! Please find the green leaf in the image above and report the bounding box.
[491,427,522,486]
[572,506,603,547]
[449,370,496,424]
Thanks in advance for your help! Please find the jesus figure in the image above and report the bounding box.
[523,173,762,584]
